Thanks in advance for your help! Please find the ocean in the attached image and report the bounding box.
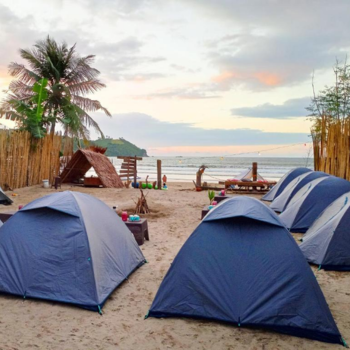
[91,156,314,183]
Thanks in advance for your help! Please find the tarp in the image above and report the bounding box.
[300,192,350,270]
[147,197,343,345]
[279,176,350,233]
[234,168,265,181]
[262,167,312,202]
[0,187,13,205]
[0,191,146,311]
[270,171,329,212]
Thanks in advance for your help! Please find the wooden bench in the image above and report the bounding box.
[125,218,149,245]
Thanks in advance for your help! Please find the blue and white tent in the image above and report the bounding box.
[0,191,146,312]
[147,197,343,345]
[300,192,350,271]
[279,176,350,233]
[261,167,312,202]
[270,171,329,212]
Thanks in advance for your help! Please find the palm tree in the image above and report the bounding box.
[0,36,111,140]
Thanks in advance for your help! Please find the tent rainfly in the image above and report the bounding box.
[279,176,350,233]
[0,191,146,311]
[147,197,344,345]
[60,148,124,188]
[262,167,312,202]
[270,171,329,213]
[300,192,350,270]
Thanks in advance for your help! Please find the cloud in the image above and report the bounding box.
[231,97,312,119]
[186,1,350,91]
[91,112,309,147]
[137,86,220,99]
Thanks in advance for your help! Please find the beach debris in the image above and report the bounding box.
[134,190,150,214]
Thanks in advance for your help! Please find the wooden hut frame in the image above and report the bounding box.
[60,147,124,188]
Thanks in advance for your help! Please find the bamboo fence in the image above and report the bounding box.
[0,130,73,189]
[312,117,350,180]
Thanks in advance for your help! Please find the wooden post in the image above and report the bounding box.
[196,170,202,187]
[134,155,137,186]
[252,162,257,181]
[157,160,162,189]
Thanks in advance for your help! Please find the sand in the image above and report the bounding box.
[0,182,349,350]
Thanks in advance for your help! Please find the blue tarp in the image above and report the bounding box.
[0,191,146,311]
[279,176,350,233]
[262,167,312,202]
[148,197,343,345]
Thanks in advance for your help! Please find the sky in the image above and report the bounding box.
[0,0,349,156]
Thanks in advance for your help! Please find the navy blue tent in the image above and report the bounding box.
[300,192,350,271]
[270,171,329,212]
[262,167,312,202]
[147,197,343,345]
[0,191,146,311]
[279,176,350,233]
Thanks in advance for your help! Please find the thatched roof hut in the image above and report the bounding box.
[60,147,124,188]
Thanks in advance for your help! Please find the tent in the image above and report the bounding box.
[234,168,265,181]
[261,167,312,202]
[300,192,350,270]
[0,219,2,228]
[0,191,146,311]
[147,197,343,345]
[60,147,124,188]
[0,187,13,205]
[270,171,329,212]
[279,176,350,233]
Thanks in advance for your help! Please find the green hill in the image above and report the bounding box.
[74,138,148,157]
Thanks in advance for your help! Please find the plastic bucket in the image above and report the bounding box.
[42,179,49,188]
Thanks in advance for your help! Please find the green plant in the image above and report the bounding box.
[9,78,48,138]
[208,190,215,204]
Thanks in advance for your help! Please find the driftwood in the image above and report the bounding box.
[134,190,150,214]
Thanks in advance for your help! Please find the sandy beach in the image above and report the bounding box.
[0,182,349,350]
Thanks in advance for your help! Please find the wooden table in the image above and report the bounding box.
[214,195,231,203]
[125,218,149,246]
[0,210,16,223]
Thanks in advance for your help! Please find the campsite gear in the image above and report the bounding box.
[125,218,149,245]
[300,192,350,270]
[132,182,139,188]
[141,183,147,189]
[162,175,167,185]
[147,196,343,345]
[122,211,128,222]
[270,171,329,213]
[134,190,150,214]
[212,201,218,206]
[51,176,62,190]
[18,205,23,210]
[42,179,49,188]
[148,183,152,189]
[0,191,146,311]
[0,187,13,205]
[220,190,225,195]
[208,205,214,210]
[0,220,2,228]
[279,176,350,233]
[262,167,312,202]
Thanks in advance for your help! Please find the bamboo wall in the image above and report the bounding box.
[0,130,73,189]
[313,117,350,180]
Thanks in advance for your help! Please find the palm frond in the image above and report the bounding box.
[72,95,111,116]
[8,63,41,84]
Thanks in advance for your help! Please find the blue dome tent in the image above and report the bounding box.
[300,192,350,271]
[279,176,350,233]
[270,171,329,212]
[261,167,312,202]
[147,197,343,345]
[0,191,146,312]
